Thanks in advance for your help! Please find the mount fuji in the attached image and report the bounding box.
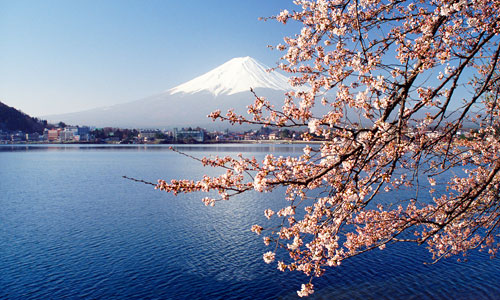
[44,57,300,128]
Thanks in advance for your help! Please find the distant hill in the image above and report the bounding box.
[0,101,47,133]
[43,56,311,129]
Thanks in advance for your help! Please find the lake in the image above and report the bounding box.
[0,144,499,299]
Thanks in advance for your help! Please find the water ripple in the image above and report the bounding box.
[1,146,499,299]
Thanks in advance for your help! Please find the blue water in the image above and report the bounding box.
[0,144,499,299]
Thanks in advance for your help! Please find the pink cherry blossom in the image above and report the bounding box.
[263,251,276,264]
[156,0,500,296]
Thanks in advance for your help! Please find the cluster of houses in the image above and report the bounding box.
[0,126,305,144]
[137,128,302,143]
[2,125,473,145]
[0,126,92,143]
[46,126,92,142]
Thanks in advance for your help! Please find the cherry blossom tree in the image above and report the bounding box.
[156,0,500,296]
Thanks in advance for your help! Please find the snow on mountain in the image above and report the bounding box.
[43,56,300,128]
[168,56,296,96]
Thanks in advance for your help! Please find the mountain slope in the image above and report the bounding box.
[168,56,296,96]
[44,88,290,128]
[0,101,46,133]
[44,57,299,128]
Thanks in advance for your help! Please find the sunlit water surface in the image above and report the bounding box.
[0,144,499,299]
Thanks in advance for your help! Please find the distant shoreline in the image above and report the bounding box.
[0,139,324,146]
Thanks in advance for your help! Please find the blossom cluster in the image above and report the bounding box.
[158,0,500,296]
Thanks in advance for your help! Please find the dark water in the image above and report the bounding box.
[0,144,499,299]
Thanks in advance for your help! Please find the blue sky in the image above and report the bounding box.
[0,0,301,117]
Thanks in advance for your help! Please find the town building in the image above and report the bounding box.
[173,128,205,142]
[25,132,40,142]
[77,126,91,141]
[138,130,159,142]
[47,129,60,142]
[59,130,74,142]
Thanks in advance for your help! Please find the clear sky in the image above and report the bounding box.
[0,0,301,117]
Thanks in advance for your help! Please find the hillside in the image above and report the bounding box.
[0,101,47,133]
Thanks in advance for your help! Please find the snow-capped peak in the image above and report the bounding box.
[168,56,296,96]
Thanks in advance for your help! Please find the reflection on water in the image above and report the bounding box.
[0,143,307,154]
